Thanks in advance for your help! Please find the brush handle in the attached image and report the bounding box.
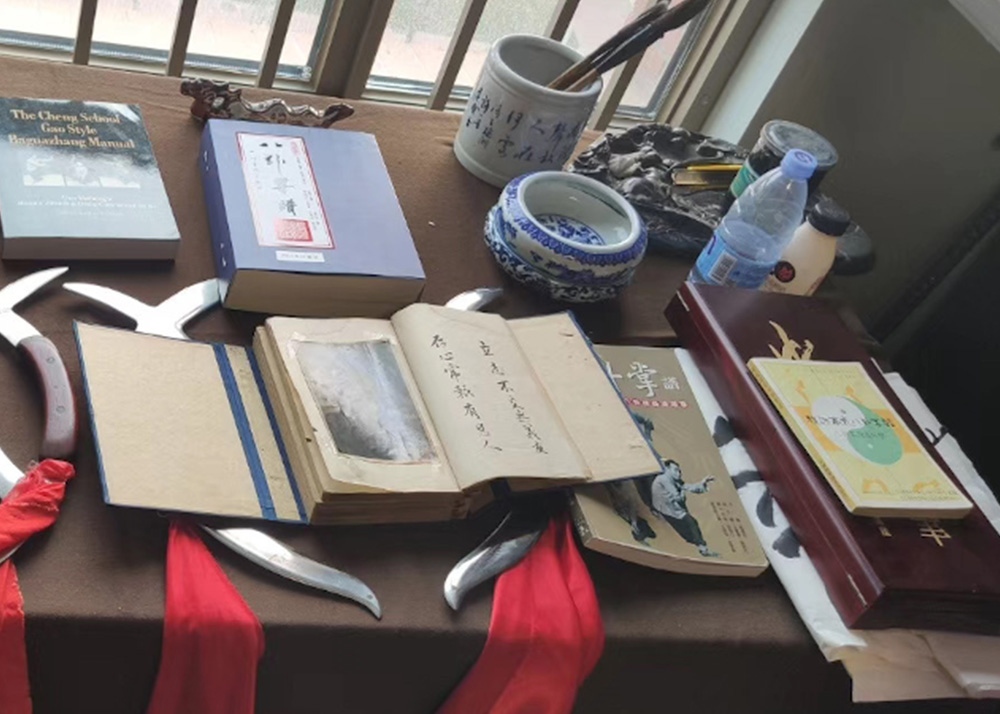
[567,68,602,93]
[548,2,668,90]
[550,0,711,92]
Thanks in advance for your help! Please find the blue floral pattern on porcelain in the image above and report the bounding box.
[484,208,627,303]
[492,208,634,286]
[535,214,605,246]
[499,174,647,272]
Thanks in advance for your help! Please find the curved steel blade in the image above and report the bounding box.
[444,287,503,312]
[0,445,23,499]
[151,279,220,336]
[0,310,39,347]
[0,267,68,312]
[0,542,20,566]
[444,504,548,611]
[205,526,381,619]
[0,446,25,565]
[63,282,155,327]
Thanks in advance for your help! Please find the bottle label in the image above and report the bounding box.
[727,163,760,200]
[696,233,775,288]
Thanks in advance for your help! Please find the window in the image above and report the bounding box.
[368,0,706,121]
[0,0,755,127]
[1,0,333,81]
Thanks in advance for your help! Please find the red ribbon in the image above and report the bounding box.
[0,459,263,714]
[438,514,605,714]
[0,459,76,714]
[1,462,599,714]
[146,521,264,714]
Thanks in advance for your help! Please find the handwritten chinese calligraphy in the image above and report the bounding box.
[460,87,586,168]
[430,333,500,451]
[481,341,547,454]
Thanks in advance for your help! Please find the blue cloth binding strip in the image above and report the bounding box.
[246,346,307,521]
[212,343,277,520]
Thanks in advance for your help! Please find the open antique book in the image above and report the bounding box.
[75,304,661,524]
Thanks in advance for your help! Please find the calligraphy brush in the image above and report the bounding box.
[547,2,670,91]
[549,0,712,92]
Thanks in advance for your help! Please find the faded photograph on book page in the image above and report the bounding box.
[265,316,459,494]
[391,304,588,490]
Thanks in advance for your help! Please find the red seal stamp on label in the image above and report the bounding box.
[274,218,313,243]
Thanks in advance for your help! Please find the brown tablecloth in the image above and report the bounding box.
[0,56,987,714]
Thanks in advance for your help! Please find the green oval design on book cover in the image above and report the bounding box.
[846,400,903,465]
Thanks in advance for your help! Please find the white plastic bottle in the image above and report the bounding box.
[690,149,816,289]
[764,199,851,296]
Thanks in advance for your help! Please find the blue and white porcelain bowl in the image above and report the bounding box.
[497,171,647,286]
[485,206,629,303]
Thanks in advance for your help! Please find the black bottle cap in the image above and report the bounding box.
[762,120,839,169]
[807,198,851,237]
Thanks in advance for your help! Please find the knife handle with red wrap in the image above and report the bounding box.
[20,335,77,459]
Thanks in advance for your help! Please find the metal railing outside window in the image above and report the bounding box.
[0,0,770,131]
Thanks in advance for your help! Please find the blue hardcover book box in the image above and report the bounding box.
[201,119,425,317]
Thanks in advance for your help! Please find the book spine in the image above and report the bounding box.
[200,126,237,297]
[666,285,881,626]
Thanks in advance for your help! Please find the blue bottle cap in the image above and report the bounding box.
[780,149,817,180]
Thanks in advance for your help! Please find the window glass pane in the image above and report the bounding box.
[620,25,686,110]
[454,0,561,88]
[93,0,181,52]
[563,0,684,113]
[278,0,330,69]
[187,0,279,65]
[2,0,81,40]
[563,0,636,56]
[370,0,466,84]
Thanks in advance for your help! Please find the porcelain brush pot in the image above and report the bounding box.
[454,34,603,188]
[485,171,647,303]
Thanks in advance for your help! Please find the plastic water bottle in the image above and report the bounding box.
[690,149,817,289]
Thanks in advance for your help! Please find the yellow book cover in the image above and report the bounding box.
[748,358,972,519]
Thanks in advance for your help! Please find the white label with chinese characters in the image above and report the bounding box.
[276,250,325,263]
[237,132,334,249]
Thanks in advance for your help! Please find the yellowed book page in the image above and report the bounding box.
[507,315,661,484]
[76,324,270,519]
[748,358,972,516]
[265,317,459,494]
[391,304,587,489]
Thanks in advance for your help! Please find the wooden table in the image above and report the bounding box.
[0,55,983,714]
